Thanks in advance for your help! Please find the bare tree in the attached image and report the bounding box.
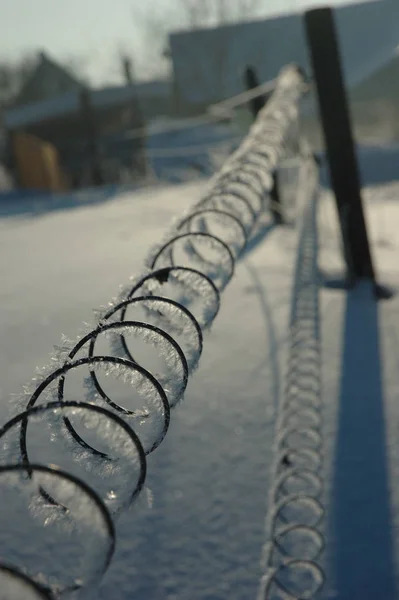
[0,53,90,114]
[180,0,214,28]
[130,2,178,81]
[168,0,264,105]
[0,55,37,111]
[61,55,92,87]
[177,0,262,28]
[131,0,263,81]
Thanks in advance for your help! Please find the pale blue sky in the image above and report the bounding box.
[0,0,355,84]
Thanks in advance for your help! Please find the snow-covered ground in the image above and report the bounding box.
[318,169,399,600]
[0,145,399,598]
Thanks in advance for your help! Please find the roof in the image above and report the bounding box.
[4,77,172,131]
[13,52,83,107]
[134,80,171,99]
[3,84,142,130]
[170,0,399,105]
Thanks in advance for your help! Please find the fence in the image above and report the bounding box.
[258,150,323,599]
[0,6,384,598]
[0,65,309,600]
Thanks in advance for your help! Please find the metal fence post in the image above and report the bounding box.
[244,66,266,118]
[79,87,103,186]
[304,7,375,284]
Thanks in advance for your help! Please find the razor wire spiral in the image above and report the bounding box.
[0,65,309,600]
[258,155,324,600]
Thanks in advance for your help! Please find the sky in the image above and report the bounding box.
[0,0,355,85]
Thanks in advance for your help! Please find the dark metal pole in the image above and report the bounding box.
[244,66,266,118]
[304,7,375,283]
[79,87,103,186]
[121,55,147,179]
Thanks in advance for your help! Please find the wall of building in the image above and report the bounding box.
[169,1,399,112]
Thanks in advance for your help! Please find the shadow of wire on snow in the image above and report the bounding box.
[241,221,276,260]
[331,280,395,599]
[243,260,281,414]
[0,124,243,221]
[0,185,133,220]
[0,153,231,221]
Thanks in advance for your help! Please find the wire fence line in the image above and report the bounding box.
[144,136,244,158]
[119,77,277,144]
[208,78,277,117]
[118,76,278,185]
[0,65,310,599]
[258,153,323,600]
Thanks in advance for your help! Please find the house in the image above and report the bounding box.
[12,51,84,107]
[134,80,173,119]
[3,53,147,187]
[169,0,399,118]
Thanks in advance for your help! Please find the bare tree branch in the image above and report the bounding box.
[0,55,39,111]
[130,0,263,83]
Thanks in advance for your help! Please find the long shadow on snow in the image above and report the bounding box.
[241,222,276,260]
[0,184,135,220]
[243,259,281,413]
[331,280,395,599]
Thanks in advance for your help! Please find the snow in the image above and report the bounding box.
[317,171,399,599]
[1,140,399,598]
